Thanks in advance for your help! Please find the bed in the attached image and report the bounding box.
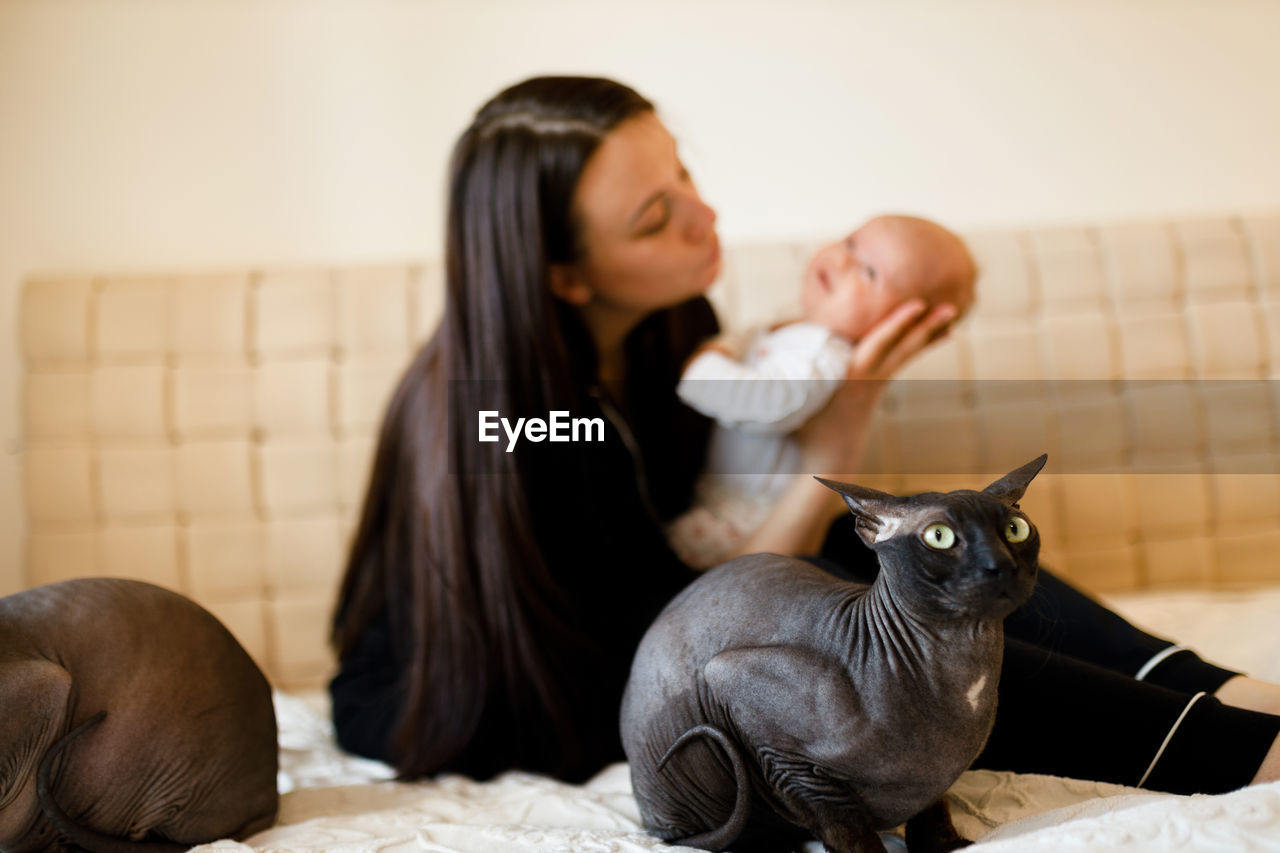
[16,210,1280,850]
[187,586,1280,853]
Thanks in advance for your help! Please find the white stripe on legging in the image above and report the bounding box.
[1137,690,1208,789]
[1135,645,1189,682]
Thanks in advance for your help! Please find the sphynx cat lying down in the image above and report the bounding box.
[0,577,278,852]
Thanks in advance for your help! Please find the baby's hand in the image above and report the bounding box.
[695,337,735,358]
[683,328,758,370]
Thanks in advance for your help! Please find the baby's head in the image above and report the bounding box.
[801,215,976,342]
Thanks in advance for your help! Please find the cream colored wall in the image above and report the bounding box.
[3,0,1280,596]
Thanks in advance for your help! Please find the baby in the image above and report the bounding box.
[669,214,977,568]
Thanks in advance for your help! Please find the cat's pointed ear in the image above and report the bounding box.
[815,477,910,546]
[982,454,1048,505]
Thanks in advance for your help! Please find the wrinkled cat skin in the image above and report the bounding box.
[621,456,1047,853]
[0,578,278,852]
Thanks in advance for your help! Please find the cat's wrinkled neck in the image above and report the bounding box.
[869,553,1006,641]
[857,563,1006,706]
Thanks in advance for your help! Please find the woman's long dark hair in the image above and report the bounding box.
[331,77,665,780]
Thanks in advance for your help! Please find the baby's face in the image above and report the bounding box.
[801,216,975,341]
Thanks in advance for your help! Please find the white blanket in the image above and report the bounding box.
[197,587,1280,852]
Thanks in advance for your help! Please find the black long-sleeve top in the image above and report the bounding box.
[329,298,719,780]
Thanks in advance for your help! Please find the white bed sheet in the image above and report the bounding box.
[196,587,1280,852]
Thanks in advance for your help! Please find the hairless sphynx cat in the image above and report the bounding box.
[622,456,1047,853]
[1,578,278,852]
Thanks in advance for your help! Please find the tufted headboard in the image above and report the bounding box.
[18,212,1280,687]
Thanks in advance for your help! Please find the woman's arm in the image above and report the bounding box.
[329,611,403,763]
[729,299,957,558]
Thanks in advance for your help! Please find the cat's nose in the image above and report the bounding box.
[976,553,1019,582]
[980,561,1016,579]
[971,542,1011,575]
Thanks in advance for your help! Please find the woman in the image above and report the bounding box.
[331,75,1280,791]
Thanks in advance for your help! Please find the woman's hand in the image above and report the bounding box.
[796,299,958,475]
[850,298,958,381]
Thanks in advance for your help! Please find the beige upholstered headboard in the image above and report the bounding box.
[18,213,1280,687]
[20,266,442,687]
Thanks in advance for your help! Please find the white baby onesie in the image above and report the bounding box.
[670,322,854,568]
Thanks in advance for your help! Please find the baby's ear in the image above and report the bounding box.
[548,264,593,306]
[815,477,910,546]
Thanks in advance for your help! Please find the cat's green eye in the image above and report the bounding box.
[1006,516,1032,544]
[922,523,956,550]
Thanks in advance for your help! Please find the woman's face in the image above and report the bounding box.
[558,113,721,327]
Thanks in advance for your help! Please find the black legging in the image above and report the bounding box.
[817,514,1280,794]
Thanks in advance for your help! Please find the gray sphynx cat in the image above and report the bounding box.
[1,578,278,852]
[621,456,1047,852]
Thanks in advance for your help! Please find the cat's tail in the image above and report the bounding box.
[37,711,188,853]
[658,724,751,851]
